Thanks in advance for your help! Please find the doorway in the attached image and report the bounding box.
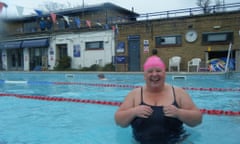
[7,49,23,70]
[128,35,140,71]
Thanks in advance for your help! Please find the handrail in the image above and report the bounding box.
[138,2,240,20]
[224,43,232,73]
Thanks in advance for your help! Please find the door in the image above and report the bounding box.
[7,49,23,70]
[29,48,48,70]
[55,44,68,68]
[56,44,68,60]
[128,35,140,71]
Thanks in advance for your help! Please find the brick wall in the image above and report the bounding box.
[116,12,240,71]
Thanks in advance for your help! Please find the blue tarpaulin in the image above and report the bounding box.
[22,38,49,48]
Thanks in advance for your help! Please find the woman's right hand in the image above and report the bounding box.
[133,105,153,118]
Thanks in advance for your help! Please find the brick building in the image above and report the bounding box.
[116,10,240,72]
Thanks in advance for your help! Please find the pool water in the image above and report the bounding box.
[0,72,239,144]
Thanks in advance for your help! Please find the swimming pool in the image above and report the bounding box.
[0,72,239,144]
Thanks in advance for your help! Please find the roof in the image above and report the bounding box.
[4,2,139,22]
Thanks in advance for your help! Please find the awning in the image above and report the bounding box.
[0,41,22,49]
[22,38,49,48]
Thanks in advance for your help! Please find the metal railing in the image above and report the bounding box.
[137,2,240,20]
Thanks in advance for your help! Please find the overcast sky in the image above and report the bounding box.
[1,0,239,17]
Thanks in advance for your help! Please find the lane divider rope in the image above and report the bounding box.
[0,93,239,116]
[1,80,240,92]
[54,82,240,92]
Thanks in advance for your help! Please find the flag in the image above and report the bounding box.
[63,16,70,28]
[112,24,119,35]
[86,20,91,28]
[115,24,119,34]
[0,2,7,7]
[112,25,116,32]
[16,6,24,17]
[50,13,57,23]
[0,2,8,13]
[96,20,102,27]
[34,9,43,17]
[39,17,46,31]
[63,16,70,25]
[74,17,81,28]
[104,24,109,30]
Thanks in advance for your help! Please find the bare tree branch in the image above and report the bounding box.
[196,0,212,13]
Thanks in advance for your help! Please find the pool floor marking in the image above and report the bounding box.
[0,93,240,116]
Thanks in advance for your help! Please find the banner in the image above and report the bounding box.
[73,44,81,57]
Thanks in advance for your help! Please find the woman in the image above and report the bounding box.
[114,56,202,144]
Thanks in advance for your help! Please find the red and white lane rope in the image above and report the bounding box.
[3,80,239,92]
[53,82,240,92]
[0,93,239,116]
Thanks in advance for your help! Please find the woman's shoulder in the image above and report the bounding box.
[169,84,185,92]
[171,85,191,101]
[129,87,142,95]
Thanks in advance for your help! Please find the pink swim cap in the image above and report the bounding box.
[143,56,166,71]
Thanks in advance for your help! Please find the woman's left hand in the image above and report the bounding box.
[163,105,179,118]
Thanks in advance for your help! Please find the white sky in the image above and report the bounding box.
[0,0,239,17]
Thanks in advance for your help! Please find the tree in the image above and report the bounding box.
[214,0,225,12]
[196,0,212,14]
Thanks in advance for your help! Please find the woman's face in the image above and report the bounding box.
[144,67,166,88]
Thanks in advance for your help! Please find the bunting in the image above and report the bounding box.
[112,25,116,31]
[63,16,70,25]
[34,9,43,17]
[74,17,81,28]
[0,2,8,13]
[115,24,119,34]
[96,20,102,27]
[96,22,102,26]
[39,17,46,31]
[112,24,119,35]
[104,24,110,30]
[50,13,57,23]
[86,20,91,28]
[0,1,123,32]
[0,2,7,7]
[63,16,70,28]
[16,6,24,17]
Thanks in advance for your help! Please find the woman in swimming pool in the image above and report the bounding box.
[114,55,202,144]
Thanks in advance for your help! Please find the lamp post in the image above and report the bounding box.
[82,0,84,18]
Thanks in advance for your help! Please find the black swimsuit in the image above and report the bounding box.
[131,87,186,144]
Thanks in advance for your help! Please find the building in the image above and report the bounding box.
[114,3,240,72]
[0,2,139,71]
[0,2,239,72]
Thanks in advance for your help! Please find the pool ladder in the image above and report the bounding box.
[172,75,187,80]
[65,74,75,78]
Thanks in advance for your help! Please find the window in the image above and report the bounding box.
[202,32,233,45]
[85,41,104,50]
[155,35,182,47]
[23,22,38,33]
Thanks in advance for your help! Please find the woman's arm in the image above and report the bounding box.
[176,88,202,127]
[114,88,153,127]
[114,91,137,127]
[163,87,202,127]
